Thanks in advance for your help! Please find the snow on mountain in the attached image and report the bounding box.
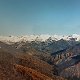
[0,34,80,44]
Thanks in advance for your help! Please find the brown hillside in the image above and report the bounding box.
[15,53,54,77]
[14,64,66,80]
[0,49,66,80]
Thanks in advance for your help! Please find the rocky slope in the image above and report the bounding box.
[0,47,66,80]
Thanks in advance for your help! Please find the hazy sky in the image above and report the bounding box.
[0,0,80,35]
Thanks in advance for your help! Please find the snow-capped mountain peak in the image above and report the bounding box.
[0,34,80,44]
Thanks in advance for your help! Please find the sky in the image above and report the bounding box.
[0,0,80,36]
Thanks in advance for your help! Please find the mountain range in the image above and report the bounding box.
[0,34,80,80]
[0,34,80,44]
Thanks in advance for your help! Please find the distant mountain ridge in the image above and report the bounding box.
[0,34,80,44]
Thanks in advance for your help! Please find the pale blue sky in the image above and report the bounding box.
[0,0,80,35]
